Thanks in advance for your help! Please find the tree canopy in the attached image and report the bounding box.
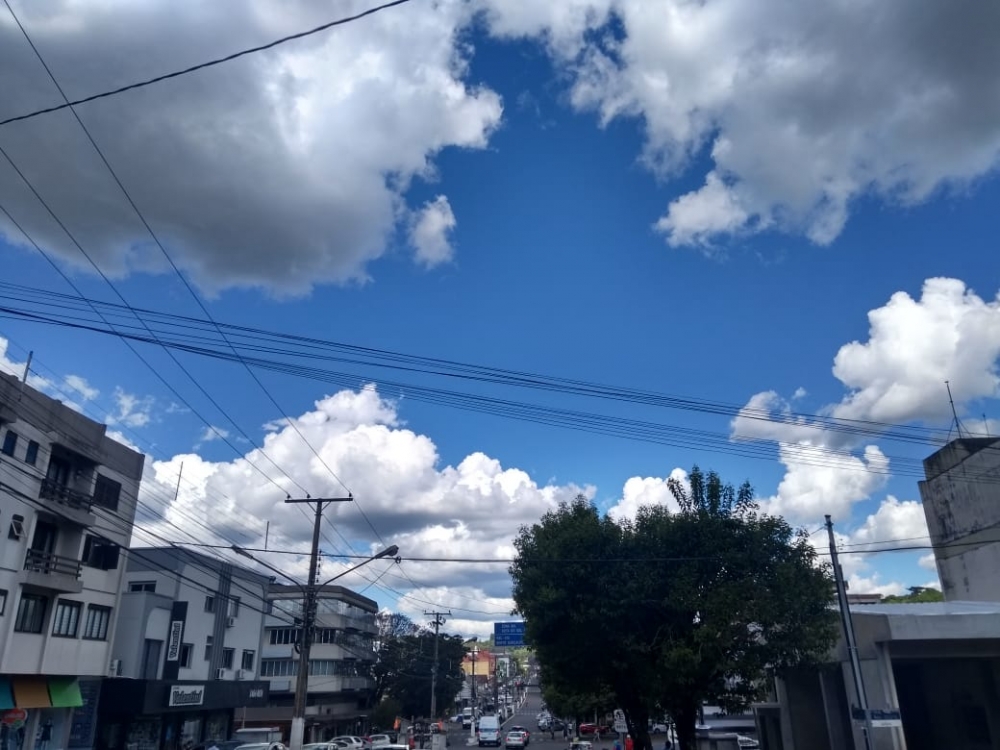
[882,586,943,603]
[510,469,838,750]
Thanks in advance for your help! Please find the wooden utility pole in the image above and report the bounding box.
[425,610,451,719]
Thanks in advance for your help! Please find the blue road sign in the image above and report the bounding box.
[494,621,526,647]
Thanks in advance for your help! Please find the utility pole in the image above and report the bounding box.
[285,495,353,750]
[425,610,451,719]
[826,515,874,750]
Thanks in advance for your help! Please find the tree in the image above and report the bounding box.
[374,628,467,718]
[882,586,943,603]
[372,613,420,705]
[511,470,838,750]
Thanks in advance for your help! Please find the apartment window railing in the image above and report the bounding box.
[39,478,94,513]
[24,549,83,579]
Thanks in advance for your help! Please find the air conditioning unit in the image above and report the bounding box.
[236,669,248,681]
[215,668,226,679]
[226,616,236,628]
[108,659,122,677]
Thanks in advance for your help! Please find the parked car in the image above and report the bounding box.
[195,741,244,750]
[331,737,368,750]
[736,736,759,749]
[235,743,285,750]
[577,725,611,736]
[504,732,526,749]
[369,736,395,748]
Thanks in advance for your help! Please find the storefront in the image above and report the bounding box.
[0,675,87,750]
[97,679,269,750]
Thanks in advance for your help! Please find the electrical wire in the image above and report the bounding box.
[0,0,418,128]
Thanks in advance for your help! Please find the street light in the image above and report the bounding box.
[469,642,480,740]
[232,544,400,750]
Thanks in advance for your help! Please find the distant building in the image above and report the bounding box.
[99,547,272,749]
[0,372,144,750]
[846,593,883,606]
[918,436,1000,602]
[243,583,378,741]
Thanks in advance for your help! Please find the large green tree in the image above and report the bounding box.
[511,471,838,750]
[882,586,943,603]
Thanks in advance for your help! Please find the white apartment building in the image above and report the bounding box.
[242,584,378,741]
[100,547,272,750]
[0,372,144,750]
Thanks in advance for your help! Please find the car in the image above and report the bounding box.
[196,741,244,750]
[304,744,344,750]
[234,743,285,750]
[577,725,611,737]
[331,738,368,750]
[504,732,526,749]
[736,736,759,749]
[508,727,530,745]
[648,724,668,734]
[368,736,395,748]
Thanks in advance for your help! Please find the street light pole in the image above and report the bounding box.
[469,645,479,740]
[425,611,450,719]
[231,494,398,750]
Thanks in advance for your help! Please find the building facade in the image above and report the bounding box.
[243,584,377,740]
[98,547,272,750]
[0,372,145,750]
[918,436,1000,602]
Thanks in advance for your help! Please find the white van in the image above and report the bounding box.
[477,716,501,748]
[463,707,475,729]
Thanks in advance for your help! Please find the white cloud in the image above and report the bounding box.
[486,0,1000,247]
[0,0,501,295]
[107,387,154,428]
[409,195,457,267]
[831,278,1000,424]
[841,496,930,553]
[606,469,686,522]
[918,553,937,572]
[846,573,905,598]
[64,374,99,401]
[196,425,230,446]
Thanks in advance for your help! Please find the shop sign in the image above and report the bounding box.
[166,621,184,661]
[168,685,206,707]
[1,709,28,727]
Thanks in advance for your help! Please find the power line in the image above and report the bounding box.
[0,0,418,128]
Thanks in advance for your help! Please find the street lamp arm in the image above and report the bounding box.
[231,545,307,595]
[317,545,399,589]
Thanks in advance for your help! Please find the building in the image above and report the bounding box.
[98,547,272,750]
[918,436,1000,602]
[0,372,144,750]
[242,583,378,740]
[759,601,1000,750]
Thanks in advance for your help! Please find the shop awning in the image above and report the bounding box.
[48,678,83,708]
[0,678,14,710]
[12,677,51,708]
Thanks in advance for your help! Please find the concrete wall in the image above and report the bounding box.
[919,438,1000,602]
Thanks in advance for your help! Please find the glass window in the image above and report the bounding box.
[8,514,25,541]
[204,635,213,661]
[82,536,120,570]
[0,588,6,615]
[221,648,234,670]
[15,593,47,633]
[204,595,215,613]
[129,581,156,593]
[93,475,122,512]
[83,605,111,640]
[180,643,192,668]
[52,600,82,637]
[228,597,240,618]
[241,650,255,671]
[25,440,39,465]
[1,430,17,456]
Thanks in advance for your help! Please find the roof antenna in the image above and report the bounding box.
[984,414,992,438]
[946,381,966,440]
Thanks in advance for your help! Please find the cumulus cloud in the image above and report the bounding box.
[486,0,1000,247]
[918,553,937,572]
[409,195,457,267]
[841,495,930,553]
[0,0,501,294]
[107,387,154,428]
[606,469,686,522]
[64,374,99,401]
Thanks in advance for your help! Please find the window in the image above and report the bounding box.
[228,597,240,618]
[8,514,25,541]
[82,605,111,640]
[52,600,82,637]
[260,659,298,677]
[0,589,7,616]
[180,643,192,668]
[128,581,156,593]
[15,593,47,633]
[241,649,255,671]
[204,595,216,613]
[93,475,121,512]
[1,430,17,456]
[221,648,235,670]
[25,441,39,465]
[204,635,213,662]
[82,536,120,570]
[269,628,300,645]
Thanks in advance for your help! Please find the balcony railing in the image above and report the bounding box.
[24,549,83,579]
[40,479,94,513]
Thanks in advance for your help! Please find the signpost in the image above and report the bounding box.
[851,708,902,728]
[494,622,525,647]
[613,710,628,734]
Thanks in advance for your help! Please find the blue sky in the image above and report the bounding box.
[2,0,1000,634]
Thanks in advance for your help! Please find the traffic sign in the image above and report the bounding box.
[613,710,627,734]
[494,621,525,647]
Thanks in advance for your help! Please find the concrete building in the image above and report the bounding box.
[918,436,1000,602]
[759,601,1000,750]
[243,584,378,740]
[98,547,272,750]
[0,372,144,750]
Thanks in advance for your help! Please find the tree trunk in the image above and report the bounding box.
[622,705,651,750]
[672,700,699,750]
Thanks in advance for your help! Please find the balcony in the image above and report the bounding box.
[22,549,84,594]
[39,479,97,526]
